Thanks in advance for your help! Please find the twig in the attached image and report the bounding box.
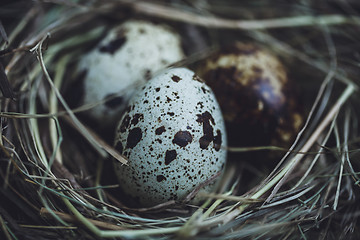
[31,33,127,164]
[262,84,355,202]
[62,115,127,165]
[62,197,181,238]
[122,1,360,29]
[40,208,125,230]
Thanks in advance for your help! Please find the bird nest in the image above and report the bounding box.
[1,1,360,239]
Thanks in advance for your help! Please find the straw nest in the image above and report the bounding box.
[1,1,360,239]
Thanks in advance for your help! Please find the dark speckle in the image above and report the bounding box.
[115,141,123,154]
[155,126,166,135]
[197,102,204,109]
[172,131,192,147]
[156,175,166,182]
[144,69,152,80]
[139,28,146,34]
[119,115,131,133]
[171,75,181,82]
[99,37,127,55]
[196,111,215,149]
[197,111,215,125]
[252,66,263,73]
[201,86,210,94]
[131,113,143,126]
[155,87,160,92]
[213,130,222,151]
[126,127,142,148]
[167,112,175,116]
[165,150,177,165]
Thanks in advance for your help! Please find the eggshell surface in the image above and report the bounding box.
[197,42,303,149]
[114,68,227,207]
[77,20,185,126]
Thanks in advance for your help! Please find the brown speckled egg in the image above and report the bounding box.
[197,42,303,150]
[113,68,227,207]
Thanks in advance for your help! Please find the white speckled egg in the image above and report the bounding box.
[113,68,227,207]
[76,20,185,127]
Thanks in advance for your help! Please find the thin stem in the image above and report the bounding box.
[258,84,355,201]
[125,1,360,29]
[63,197,181,238]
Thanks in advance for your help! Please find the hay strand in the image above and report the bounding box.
[1,1,360,239]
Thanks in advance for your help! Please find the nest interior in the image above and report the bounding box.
[0,1,360,239]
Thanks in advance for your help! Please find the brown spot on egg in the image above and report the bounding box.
[115,141,123,154]
[167,112,175,116]
[199,136,212,150]
[201,86,210,94]
[197,111,215,125]
[155,126,166,135]
[252,66,263,73]
[213,130,222,151]
[119,115,131,133]
[131,113,144,126]
[126,127,142,148]
[196,111,215,150]
[197,102,204,109]
[155,87,160,92]
[156,175,166,182]
[172,131,193,147]
[165,150,177,165]
[144,69,152,80]
[138,28,146,34]
[171,75,181,82]
[99,37,127,55]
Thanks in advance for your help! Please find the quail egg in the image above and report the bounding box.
[113,68,227,207]
[197,42,303,150]
[76,20,185,127]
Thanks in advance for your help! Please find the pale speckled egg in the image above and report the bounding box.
[76,20,185,127]
[197,42,303,149]
[113,68,227,207]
